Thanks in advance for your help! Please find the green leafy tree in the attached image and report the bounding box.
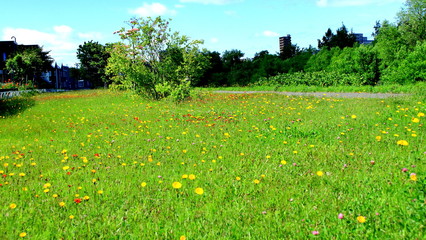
[6,46,53,86]
[77,41,110,88]
[305,47,341,72]
[198,51,225,87]
[221,49,253,86]
[327,45,380,85]
[106,17,208,101]
[382,41,426,84]
[318,24,356,49]
[373,20,406,69]
[279,44,300,60]
[397,0,426,47]
[281,47,316,73]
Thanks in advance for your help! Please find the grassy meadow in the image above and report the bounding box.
[0,89,424,239]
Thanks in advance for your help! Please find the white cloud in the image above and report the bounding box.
[129,3,176,17]
[210,37,219,43]
[2,26,103,66]
[263,30,280,37]
[317,0,404,7]
[180,0,243,5]
[54,25,73,35]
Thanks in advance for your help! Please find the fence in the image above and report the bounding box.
[0,89,66,99]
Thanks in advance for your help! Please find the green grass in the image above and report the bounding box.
[0,89,425,239]
[203,81,426,95]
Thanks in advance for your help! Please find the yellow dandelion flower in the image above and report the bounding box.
[9,203,17,209]
[236,176,241,181]
[280,160,287,165]
[52,194,58,198]
[19,232,27,238]
[141,182,147,187]
[397,140,409,146]
[375,136,382,141]
[180,236,186,240]
[69,215,75,219]
[98,190,104,194]
[188,174,196,180]
[195,187,204,195]
[59,202,66,207]
[418,112,425,117]
[412,118,420,123]
[62,166,70,171]
[410,173,417,181]
[182,174,188,179]
[357,216,366,223]
[351,115,357,119]
[316,171,324,176]
[172,182,182,189]
[253,179,260,184]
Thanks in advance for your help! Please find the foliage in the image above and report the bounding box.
[327,45,380,85]
[198,51,225,87]
[257,71,365,87]
[318,24,356,49]
[0,80,20,90]
[76,41,110,88]
[197,48,315,87]
[0,96,35,117]
[397,0,426,47]
[381,41,426,84]
[304,47,340,72]
[279,44,300,60]
[106,17,208,101]
[5,46,53,85]
[372,20,406,69]
[0,89,424,238]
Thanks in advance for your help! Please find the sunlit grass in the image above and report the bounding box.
[0,89,424,239]
[203,81,426,95]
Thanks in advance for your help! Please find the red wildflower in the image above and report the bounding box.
[74,198,82,204]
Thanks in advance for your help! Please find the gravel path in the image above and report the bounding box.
[214,90,409,99]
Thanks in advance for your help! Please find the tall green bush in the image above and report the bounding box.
[381,41,426,84]
[106,17,208,101]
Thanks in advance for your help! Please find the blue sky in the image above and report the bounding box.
[1,0,405,66]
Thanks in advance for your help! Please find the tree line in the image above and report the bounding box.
[4,0,425,99]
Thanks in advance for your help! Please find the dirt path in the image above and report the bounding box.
[214,90,409,99]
